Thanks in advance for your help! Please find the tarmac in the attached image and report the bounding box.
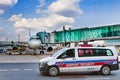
[1,50,119,63]
[0,50,56,63]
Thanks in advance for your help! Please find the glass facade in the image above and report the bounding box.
[36,32,50,43]
[54,25,120,43]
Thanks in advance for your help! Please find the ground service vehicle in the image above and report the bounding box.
[38,46,119,76]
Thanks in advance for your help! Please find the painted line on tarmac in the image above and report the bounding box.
[11,69,20,71]
[0,68,33,72]
[24,69,32,71]
[0,69,7,72]
[85,77,111,80]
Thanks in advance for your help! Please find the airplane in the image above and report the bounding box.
[0,35,53,55]
[27,35,44,55]
[0,41,27,55]
[27,35,53,55]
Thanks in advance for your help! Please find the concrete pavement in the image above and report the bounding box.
[0,50,120,63]
[0,53,51,63]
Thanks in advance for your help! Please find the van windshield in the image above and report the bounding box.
[52,48,66,57]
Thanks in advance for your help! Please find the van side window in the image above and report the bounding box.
[78,49,113,57]
[57,49,75,59]
[106,50,113,56]
[78,49,93,57]
[93,49,113,56]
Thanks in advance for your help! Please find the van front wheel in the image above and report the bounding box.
[48,66,59,76]
[101,66,111,75]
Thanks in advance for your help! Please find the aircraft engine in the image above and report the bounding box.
[12,46,18,50]
[47,47,53,52]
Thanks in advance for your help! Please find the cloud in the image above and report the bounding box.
[0,27,3,31]
[0,9,4,14]
[56,25,73,31]
[9,0,82,35]
[48,0,82,17]
[35,8,47,14]
[37,0,46,8]
[15,28,26,33]
[9,14,22,22]
[36,9,41,14]
[0,37,6,41]
[0,0,18,15]
[10,14,74,32]
[0,0,17,6]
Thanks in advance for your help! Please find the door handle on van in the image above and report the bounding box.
[72,58,76,60]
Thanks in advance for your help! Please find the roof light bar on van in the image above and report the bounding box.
[79,44,92,47]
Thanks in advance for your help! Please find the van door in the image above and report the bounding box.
[76,48,115,72]
[56,48,76,72]
[76,48,96,72]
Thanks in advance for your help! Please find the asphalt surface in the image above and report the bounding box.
[0,53,50,63]
[0,63,57,80]
[0,53,120,80]
[0,63,120,80]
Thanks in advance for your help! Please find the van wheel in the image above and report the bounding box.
[48,66,59,76]
[19,53,22,55]
[101,66,111,75]
[9,53,11,55]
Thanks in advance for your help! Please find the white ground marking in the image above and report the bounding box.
[85,77,111,80]
[24,69,32,71]
[0,69,7,72]
[11,69,20,71]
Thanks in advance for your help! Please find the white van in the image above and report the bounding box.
[38,47,119,76]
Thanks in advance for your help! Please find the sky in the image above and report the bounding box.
[0,0,120,41]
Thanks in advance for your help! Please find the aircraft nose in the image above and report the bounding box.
[28,40,41,49]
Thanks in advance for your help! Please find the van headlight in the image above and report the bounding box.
[39,62,47,67]
[112,61,117,64]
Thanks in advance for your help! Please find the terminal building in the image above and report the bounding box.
[36,24,120,52]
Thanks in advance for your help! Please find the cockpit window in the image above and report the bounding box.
[29,36,40,41]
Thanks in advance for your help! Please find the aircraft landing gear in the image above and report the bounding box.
[33,49,36,55]
[40,51,44,54]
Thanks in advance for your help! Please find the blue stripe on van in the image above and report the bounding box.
[55,59,117,66]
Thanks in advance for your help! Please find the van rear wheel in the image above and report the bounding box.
[48,66,59,76]
[9,53,11,55]
[101,66,111,75]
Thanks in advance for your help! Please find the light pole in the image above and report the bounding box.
[29,28,31,37]
[63,26,66,47]
[69,28,71,47]
[69,28,71,42]
[6,36,8,41]
[18,34,20,42]
[85,27,89,41]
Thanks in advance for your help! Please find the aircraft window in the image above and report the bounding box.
[36,38,40,39]
[29,38,39,40]
[29,38,35,40]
